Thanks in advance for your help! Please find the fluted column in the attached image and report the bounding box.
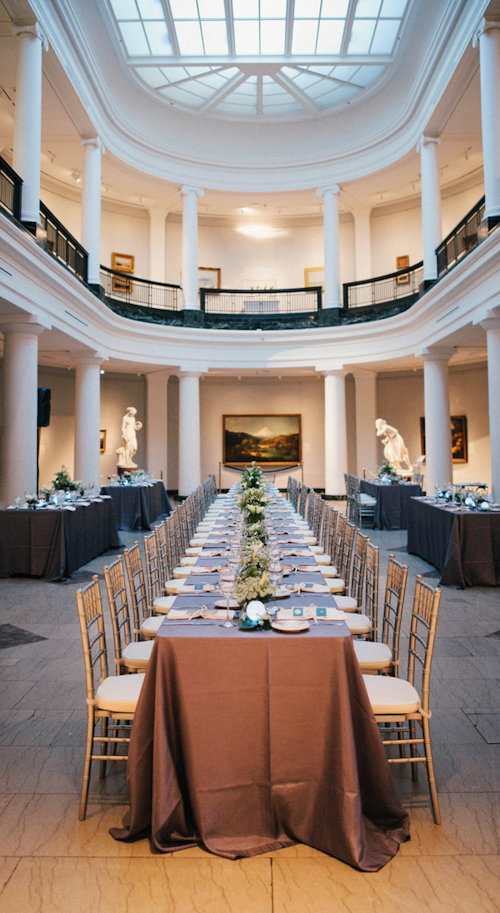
[149,206,169,284]
[353,369,378,477]
[0,321,45,504]
[74,357,103,487]
[179,186,204,310]
[81,137,104,286]
[324,370,347,496]
[474,20,500,222]
[317,186,341,309]
[146,370,170,483]
[421,349,454,493]
[417,135,442,282]
[481,317,500,500]
[353,208,372,281]
[178,372,201,496]
[12,23,47,225]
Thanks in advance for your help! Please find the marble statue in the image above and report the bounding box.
[375,418,412,472]
[117,406,142,469]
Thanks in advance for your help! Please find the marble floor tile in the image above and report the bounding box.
[432,743,500,793]
[466,713,500,745]
[0,858,20,894]
[272,855,500,913]
[429,709,486,744]
[0,708,74,746]
[459,637,500,657]
[0,856,273,913]
[398,791,500,856]
[0,680,36,712]
[0,745,92,794]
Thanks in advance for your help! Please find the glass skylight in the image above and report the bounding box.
[107,0,409,117]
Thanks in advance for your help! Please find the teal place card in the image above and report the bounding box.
[193,584,205,591]
[292,606,305,616]
[315,606,327,617]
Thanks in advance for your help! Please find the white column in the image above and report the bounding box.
[421,350,453,493]
[353,369,378,477]
[324,370,347,496]
[74,357,102,487]
[474,20,500,220]
[146,370,170,483]
[149,206,169,284]
[81,137,104,286]
[12,23,47,224]
[0,321,44,504]
[179,186,204,310]
[178,372,201,496]
[417,135,442,281]
[353,208,372,281]
[481,317,500,500]
[317,186,341,309]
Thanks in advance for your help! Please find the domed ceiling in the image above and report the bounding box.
[106,0,408,119]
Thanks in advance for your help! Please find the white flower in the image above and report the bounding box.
[246,600,267,621]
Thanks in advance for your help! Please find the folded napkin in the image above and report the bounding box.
[190,566,222,575]
[298,582,331,594]
[281,548,312,557]
[167,607,234,620]
[61,505,77,511]
[201,549,228,557]
[295,565,322,573]
[277,606,349,621]
[278,537,306,545]
[176,583,217,594]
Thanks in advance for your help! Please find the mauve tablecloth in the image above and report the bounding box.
[112,620,409,871]
[360,480,422,530]
[0,498,121,580]
[407,497,500,587]
[101,481,171,531]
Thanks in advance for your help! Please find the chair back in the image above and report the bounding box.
[103,556,132,672]
[381,555,409,674]
[364,541,379,641]
[298,483,309,517]
[408,577,441,714]
[339,520,357,584]
[144,531,162,608]
[332,513,347,569]
[348,531,368,602]
[123,542,149,636]
[322,506,338,558]
[76,577,108,702]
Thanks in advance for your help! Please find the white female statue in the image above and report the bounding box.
[375,418,412,472]
[117,406,143,469]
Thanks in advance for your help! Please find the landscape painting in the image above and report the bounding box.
[223,414,301,466]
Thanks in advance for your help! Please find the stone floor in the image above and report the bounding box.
[0,523,499,912]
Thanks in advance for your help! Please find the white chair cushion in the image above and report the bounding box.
[362,674,420,714]
[185,547,203,556]
[173,566,190,577]
[141,614,165,637]
[315,555,332,566]
[181,557,197,566]
[329,579,345,593]
[359,494,377,505]
[122,640,154,670]
[96,673,145,713]
[344,613,371,635]
[190,538,207,547]
[353,640,392,670]
[320,565,338,576]
[334,595,359,612]
[154,595,176,611]
[163,579,183,594]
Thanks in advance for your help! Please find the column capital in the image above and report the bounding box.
[178,185,205,198]
[72,353,106,368]
[320,368,346,378]
[481,317,500,332]
[178,369,205,379]
[81,135,105,155]
[316,185,340,198]
[473,18,500,47]
[416,134,441,154]
[0,321,45,337]
[12,22,48,50]
[419,346,455,363]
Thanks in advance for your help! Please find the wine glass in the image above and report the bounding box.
[218,568,237,628]
[269,561,284,596]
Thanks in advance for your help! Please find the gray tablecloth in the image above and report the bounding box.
[101,481,171,530]
[407,497,500,587]
[360,480,422,530]
[0,499,121,581]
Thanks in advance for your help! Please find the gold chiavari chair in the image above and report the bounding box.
[335,531,369,611]
[103,556,153,672]
[362,577,442,824]
[75,576,144,820]
[353,555,408,674]
[364,540,379,641]
[329,519,356,595]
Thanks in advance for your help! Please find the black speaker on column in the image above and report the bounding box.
[37,388,51,427]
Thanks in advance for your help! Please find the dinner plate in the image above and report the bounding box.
[272,620,310,634]
[215,598,240,609]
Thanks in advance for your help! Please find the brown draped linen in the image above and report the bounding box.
[111,622,409,871]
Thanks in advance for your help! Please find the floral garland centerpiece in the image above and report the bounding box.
[377,460,400,484]
[236,463,274,629]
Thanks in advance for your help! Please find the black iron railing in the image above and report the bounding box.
[200,286,322,315]
[0,155,22,221]
[100,266,181,310]
[39,202,88,283]
[343,261,423,309]
[436,196,485,277]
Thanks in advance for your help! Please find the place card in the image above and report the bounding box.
[278,606,348,621]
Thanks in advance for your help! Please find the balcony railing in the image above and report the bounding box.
[436,196,485,278]
[100,266,181,311]
[0,155,22,221]
[343,261,424,309]
[40,202,88,283]
[200,286,322,315]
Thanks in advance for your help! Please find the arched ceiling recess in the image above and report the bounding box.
[31,0,487,191]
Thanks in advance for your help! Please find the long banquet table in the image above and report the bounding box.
[112,488,409,871]
[360,479,422,530]
[407,496,500,587]
[0,498,121,581]
[101,480,171,531]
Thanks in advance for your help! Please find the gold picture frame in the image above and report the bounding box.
[395,255,410,285]
[223,414,301,466]
[198,267,221,289]
[420,415,468,463]
[111,252,134,293]
[100,430,106,454]
[305,267,325,290]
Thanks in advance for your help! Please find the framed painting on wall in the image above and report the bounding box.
[223,414,301,466]
[198,267,221,289]
[111,252,134,293]
[305,267,324,289]
[100,430,106,453]
[419,415,468,463]
[395,255,410,285]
